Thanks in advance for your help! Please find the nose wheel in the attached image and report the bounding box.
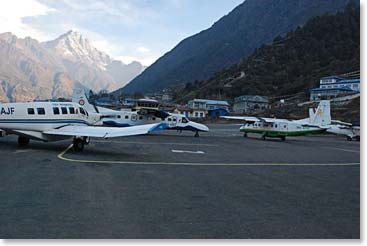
[194,131,199,137]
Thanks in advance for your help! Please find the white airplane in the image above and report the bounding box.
[0,101,167,151]
[72,89,209,137]
[222,101,330,141]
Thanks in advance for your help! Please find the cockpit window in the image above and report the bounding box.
[182,117,189,123]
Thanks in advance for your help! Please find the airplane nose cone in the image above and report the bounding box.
[190,122,209,132]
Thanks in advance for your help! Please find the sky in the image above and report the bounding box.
[0,0,244,66]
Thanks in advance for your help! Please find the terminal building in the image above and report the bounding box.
[187,99,230,118]
[310,76,360,101]
[233,95,269,114]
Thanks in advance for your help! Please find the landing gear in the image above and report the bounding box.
[280,136,286,142]
[73,137,90,152]
[18,136,30,147]
[243,133,248,138]
[194,131,199,137]
[261,134,266,141]
[347,136,353,141]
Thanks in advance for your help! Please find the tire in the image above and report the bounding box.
[73,138,84,152]
[347,136,353,141]
[18,136,30,147]
[262,135,266,141]
[243,133,248,138]
[281,136,286,141]
[194,131,199,137]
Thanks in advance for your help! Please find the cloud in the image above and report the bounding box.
[0,0,55,41]
[137,46,150,53]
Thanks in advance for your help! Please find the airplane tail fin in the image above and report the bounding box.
[309,100,331,126]
[72,89,99,114]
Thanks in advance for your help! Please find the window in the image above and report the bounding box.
[61,107,67,115]
[125,115,129,119]
[53,107,60,115]
[182,118,189,124]
[69,107,75,114]
[168,118,172,122]
[275,124,278,128]
[195,112,198,117]
[37,108,45,115]
[79,107,86,115]
[117,115,121,119]
[27,108,35,115]
[152,117,156,121]
[200,112,204,118]
[173,118,177,122]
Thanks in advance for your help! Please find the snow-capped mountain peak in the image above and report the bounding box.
[44,30,112,70]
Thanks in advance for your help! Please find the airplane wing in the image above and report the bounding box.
[331,120,353,127]
[221,116,289,124]
[221,116,261,122]
[43,122,167,138]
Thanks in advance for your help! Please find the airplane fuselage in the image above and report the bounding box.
[240,121,324,138]
[0,102,92,141]
[101,110,209,133]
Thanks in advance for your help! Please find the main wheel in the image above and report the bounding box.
[281,136,286,141]
[73,138,85,152]
[261,135,266,141]
[194,131,199,137]
[347,136,353,141]
[18,136,30,146]
[243,133,248,138]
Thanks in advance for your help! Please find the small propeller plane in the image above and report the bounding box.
[0,101,167,151]
[222,101,330,141]
[73,89,209,137]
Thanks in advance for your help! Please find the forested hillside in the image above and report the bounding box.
[174,4,359,103]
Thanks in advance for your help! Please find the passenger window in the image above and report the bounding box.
[27,108,35,115]
[69,107,75,114]
[275,124,278,128]
[61,107,68,115]
[53,107,60,115]
[173,118,177,122]
[152,117,156,121]
[117,115,121,119]
[125,115,129,119]
[168,118,172,122]
[79,107,86,115]
[37,108,45,115]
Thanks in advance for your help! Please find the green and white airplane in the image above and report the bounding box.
[222,101,330,141]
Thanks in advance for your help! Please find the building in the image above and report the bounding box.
[310,76,360,101]
[188,99,230,111]
[233,95,269,114]
[175,106,207,119]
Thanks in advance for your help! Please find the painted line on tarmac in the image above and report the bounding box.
[171,150,205,154]
[58,145,360,167]
[93,140,218,147]
[323,147,360,154]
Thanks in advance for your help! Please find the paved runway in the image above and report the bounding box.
[0,124,360,238]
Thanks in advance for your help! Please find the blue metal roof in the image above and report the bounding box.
[311,87,354,92]
[338,79,360,83]
[321,76,344,80]
[193,99,230,106]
